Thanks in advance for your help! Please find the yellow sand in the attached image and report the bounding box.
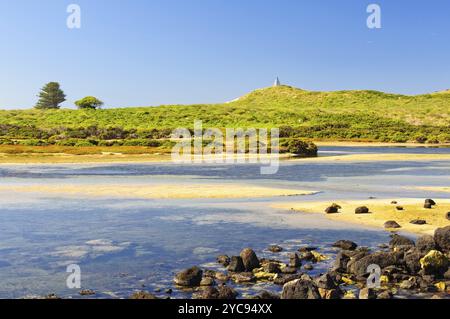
[314,141,450,148]
[275,199,450,235]
[0,184,317,199]
[1,152,449,164]
[411,187,450,193]
[291,153,450,163]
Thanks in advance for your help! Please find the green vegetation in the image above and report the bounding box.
[34,82,66,109]
[283,139,318,157]
[2,85,450,147]
[75,96,104,110]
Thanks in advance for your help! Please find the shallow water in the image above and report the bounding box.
[0,146,449,299]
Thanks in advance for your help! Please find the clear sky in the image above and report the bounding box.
[0,0,449,109]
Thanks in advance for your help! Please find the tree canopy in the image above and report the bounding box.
[75,96,104,109]
[35,82,66,109]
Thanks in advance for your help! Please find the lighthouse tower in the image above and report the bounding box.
[274,77,281,87]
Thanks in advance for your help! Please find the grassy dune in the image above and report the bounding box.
[1,86,449,144]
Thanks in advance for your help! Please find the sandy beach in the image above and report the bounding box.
[275,198,450,235]
[1,151,450,165]
[0,184,318,200]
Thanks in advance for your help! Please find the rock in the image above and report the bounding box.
[79,289,95,296]
[253,291,280,300]
[281,279,321,299]
[304,264,314,271]
[240,248,260,271]
[333,240,358,251]
[384,220,401,229]
[196,286,237,299]
[377,290,393,299]
[315,273,338,290]
[425,199,436,207]
[396,206,404,211]
[405,249,422,274]
[424,203,433,209]
[391,201,398,205]
[268,245,283,253]
[200,277,215,286]
[174,267,203,287]
[420,250,449,276]
[215,272,230,282]
[298,246,318,253]
[217,255,230,267]
[410,219,427,225]
[130,291,158,299]
[416,235,436,255]
[318,288,342,299]
[231,272,255,283]
[227,256,245,272]
[446,212,450,221]
[274,273,303,285]
[359,288,376,299]
[333,251,351,272]
[44,293,60,299]
[444,269,450,280]
[263,262,281,274]
[325,204,341,214]
[400,277,418,290]
[289,253,302,268]
[434,226,450,253]
[165,289,173,294]
[281,266,297,274]
[355,206,370,214]
[389,234,415,248]
[217,286,238,299]
[349,252,397,277]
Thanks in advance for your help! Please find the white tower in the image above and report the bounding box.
[274,77,281,87]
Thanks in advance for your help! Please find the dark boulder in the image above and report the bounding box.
[420,250,449,276]
[217,255,230,267]
[349,252,397,277]
[405,249,422,274]
[355,206,370,214]
[281,279,321,299]
[416,235,436,255]
[289,253,302,268]
[425,199,436,206]
[268,245,283,253]
[410,219,427,225]
[274,273,303,285]
[446,212,450,221]
[240,248,260,271]
[389,234,415,248]
[217,286,238,299]
[174,267,203,287]
[332,251,351,272]
[130,291,158,299]
[325,204,341,214]
[196,286,238,299]
[304,264,314,271]
[253,291,280,300]
[263,262,281,274]
[227,256,245,272]
[315,273,338,290]
[333,240,358,251]
[434,226,450,253]
[396,206,404,211]
[384,221,401,229]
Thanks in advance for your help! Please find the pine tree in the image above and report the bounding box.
[35,82,66,109]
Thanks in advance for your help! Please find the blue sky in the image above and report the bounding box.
[0,0,449,109]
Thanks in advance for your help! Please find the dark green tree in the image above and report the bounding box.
[35,82,66,109]
[75,96,104,109]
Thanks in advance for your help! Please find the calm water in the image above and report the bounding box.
[0,146,449,299]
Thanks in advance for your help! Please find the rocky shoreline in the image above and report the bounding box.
[157,225,450,300]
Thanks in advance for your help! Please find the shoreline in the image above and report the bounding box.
[1,152,450,165]
[274,198,450,236]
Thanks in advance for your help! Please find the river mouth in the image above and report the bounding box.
[0,146,449,299]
